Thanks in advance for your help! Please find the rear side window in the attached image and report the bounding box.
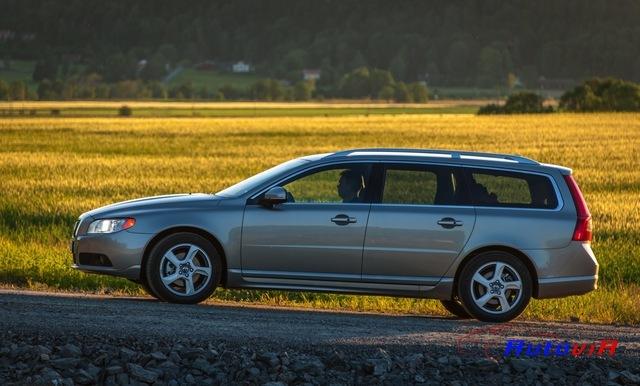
[466,169,558,209]
[381,165,463,205]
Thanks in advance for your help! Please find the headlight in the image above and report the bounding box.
[87,218,136,234]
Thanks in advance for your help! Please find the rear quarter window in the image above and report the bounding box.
[466,169,558,209]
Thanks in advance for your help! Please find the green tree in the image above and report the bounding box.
[0,80,10,101]
[369,68,395,98]
[250,79,284,100]
[52,80,64,98]
[408,82,428,102]
[268,79,284,101]
[170,82,195,99]
[339,67,370,98]
[9,81,27,100]
[478,92,552,114]
[219,84,243,100]
[560,78,640,111]
[503,92,547,113]
[389,52,406,81]
[393,82,412,102]
[293,80,314,101]
[148,82,167,99]
[283,49,307,72]
[95,84,110,99]
[377,85,394,101]
[197,86,209,99]
[61,82,76,99]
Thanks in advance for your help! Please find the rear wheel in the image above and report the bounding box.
[457,251,532,323]
[145,232,221,304]
[439,299,471,319]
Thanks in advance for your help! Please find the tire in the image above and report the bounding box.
[457,251,532,323]
[439,299,472,319]
[129,278,161,299]
[144,232,221,304]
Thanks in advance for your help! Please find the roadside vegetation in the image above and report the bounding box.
[0,112,638,324]
[478,78,640,115]
[477,92,553,115]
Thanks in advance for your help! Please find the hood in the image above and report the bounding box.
[83,193,221,219]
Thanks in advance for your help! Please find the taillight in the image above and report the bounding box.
[563,175,592,242]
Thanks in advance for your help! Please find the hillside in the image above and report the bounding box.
[1,0,639,89]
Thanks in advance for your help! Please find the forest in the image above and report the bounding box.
[1,0,639,91]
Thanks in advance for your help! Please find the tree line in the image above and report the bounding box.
[0,66,428,102]
[2,0,640,89]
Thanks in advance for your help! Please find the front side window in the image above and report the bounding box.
[467,169,558,209]
[381,165,462,205]
[281,164,372,204]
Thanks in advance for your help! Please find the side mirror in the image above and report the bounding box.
[260,186,287,207]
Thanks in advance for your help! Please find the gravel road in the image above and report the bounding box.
[0,289,638,385]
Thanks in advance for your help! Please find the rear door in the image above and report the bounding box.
[361,163,476,285]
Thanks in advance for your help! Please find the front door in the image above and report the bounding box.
[362,164,476,285]
[242,163,373,281]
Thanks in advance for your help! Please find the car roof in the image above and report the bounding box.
[316,148,572,175]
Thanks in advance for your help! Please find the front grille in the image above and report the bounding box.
[78,253,113,267]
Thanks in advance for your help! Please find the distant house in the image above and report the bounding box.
[195,61,216,71]
[232,61,251,73]
[136,59,147,74]
[0,30,16,41]
[302,69,321,81]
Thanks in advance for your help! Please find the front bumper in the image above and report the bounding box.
[527,241,599,299]
[70,230,152,280]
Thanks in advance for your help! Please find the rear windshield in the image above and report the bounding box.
[465,168,558,209]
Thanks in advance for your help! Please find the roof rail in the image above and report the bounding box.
[327,148,539,165]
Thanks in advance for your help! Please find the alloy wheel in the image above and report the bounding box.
[470,261,523,314]
[158,243,213,297]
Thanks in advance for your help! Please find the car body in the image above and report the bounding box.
[71,148,598,322]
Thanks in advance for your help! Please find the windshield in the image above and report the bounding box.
[215,158,309,198]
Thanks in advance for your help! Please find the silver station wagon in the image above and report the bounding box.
[71,149,598,322]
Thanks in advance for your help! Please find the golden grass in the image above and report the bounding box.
[0,112,638,324]
[0,100,486,109]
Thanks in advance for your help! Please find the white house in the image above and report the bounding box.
[302,69,321,81]
[232,61,251,73]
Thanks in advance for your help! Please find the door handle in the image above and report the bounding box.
[437,217,464,229]
[331,214,357,225]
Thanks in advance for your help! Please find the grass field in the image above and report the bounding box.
[0,109,638,324]
[0,101,479,117]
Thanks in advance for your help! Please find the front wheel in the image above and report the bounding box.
[457,251,532,323]
[144,233,221,304]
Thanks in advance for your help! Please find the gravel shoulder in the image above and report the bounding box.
[1,290,639,385]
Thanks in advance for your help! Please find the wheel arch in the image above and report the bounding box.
[140,226,228,287]
[453,245,539,298]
